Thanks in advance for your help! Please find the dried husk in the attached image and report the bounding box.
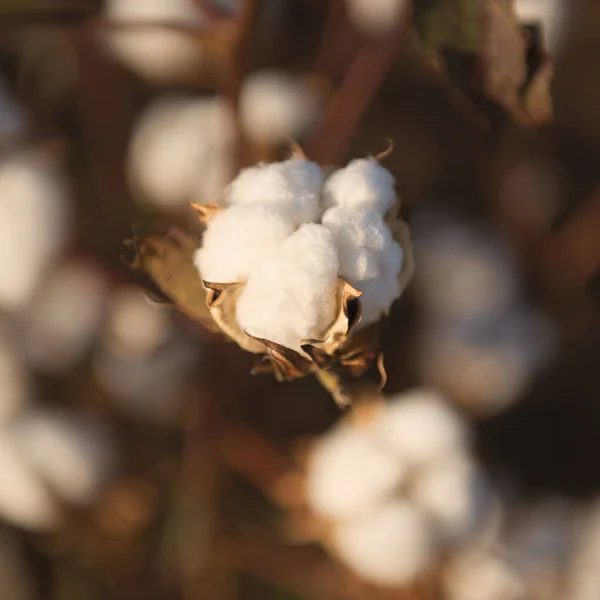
[123,228,219,332]
[203,281,265,354]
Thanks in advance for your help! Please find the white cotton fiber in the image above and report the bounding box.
[323,158,396,215]
[411,452,494,543]
[305,423,405,521]
[322,205,403,325]
[236,224,339,351]
[372,388,468,467]
[195,205,294,283]
[332,500,435,586]
[226,158,323,225]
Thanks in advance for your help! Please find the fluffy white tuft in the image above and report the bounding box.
[236,224,339,351]
[226,158,324,225]
[332,500,435,586]
[372,388,468,467]
[411,452,494,543]
[322,205,403,325]
[305,423,405,521]
[240,70,321,143]
[323,158,396,215]
[195,205,294,283]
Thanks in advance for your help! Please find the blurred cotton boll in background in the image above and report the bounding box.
[417,305,556,415]
[305,422,406,521]
[0,150,70,312]
[20,260,108,374]
[6,406,116,506]
[443,549,525,600]
[103,0,206,84]
[331,500,436,587]
[412,212,519,326]
[94,286,201,424]
[239,71,323,144]
[346,0,407,37]
[128,95,235,210]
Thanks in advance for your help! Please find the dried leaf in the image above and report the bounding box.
[124,228,218,332]
[203,281,265,353]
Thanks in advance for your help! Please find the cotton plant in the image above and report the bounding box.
[127,145,414,406]
[271,388,499,587]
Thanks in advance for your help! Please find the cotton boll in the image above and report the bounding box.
[240,71,322,144]
[411,453,494,543]
[21,261,108,373]
[412,213,518,325]
[6,407,116,505]
[372,388,468,467]
[0,151,70,311]
[323,159,396,215]
[105,286,172,357]
[195,205,294,283]
[332,500,435,586]
[129,95,235,209]
[226,159,324,225]
[0,437,59,531]
[347,0,407,37]
[103,0,206,84]
[0,333,29,426]
[305,423,405,521]
[443,550,525,600]
[236,224,339,351]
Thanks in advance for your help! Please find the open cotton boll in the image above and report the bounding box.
[443,550,525,600]
[103,0,205,84]
[305,423,405,521]
[332,500,435,586]
[323,158,396,215]
[0,151,70,311]
[0,437,59,531]
[129,95,235,209]
[22,261,108,373]
[195,205,294,283]
[6,407,116,506]
[240,70,322,144]
[226,159,324,225]
[236,224,339,351]
[372,388,468,467]
[411,452,494,543]
[347,0,407,36]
